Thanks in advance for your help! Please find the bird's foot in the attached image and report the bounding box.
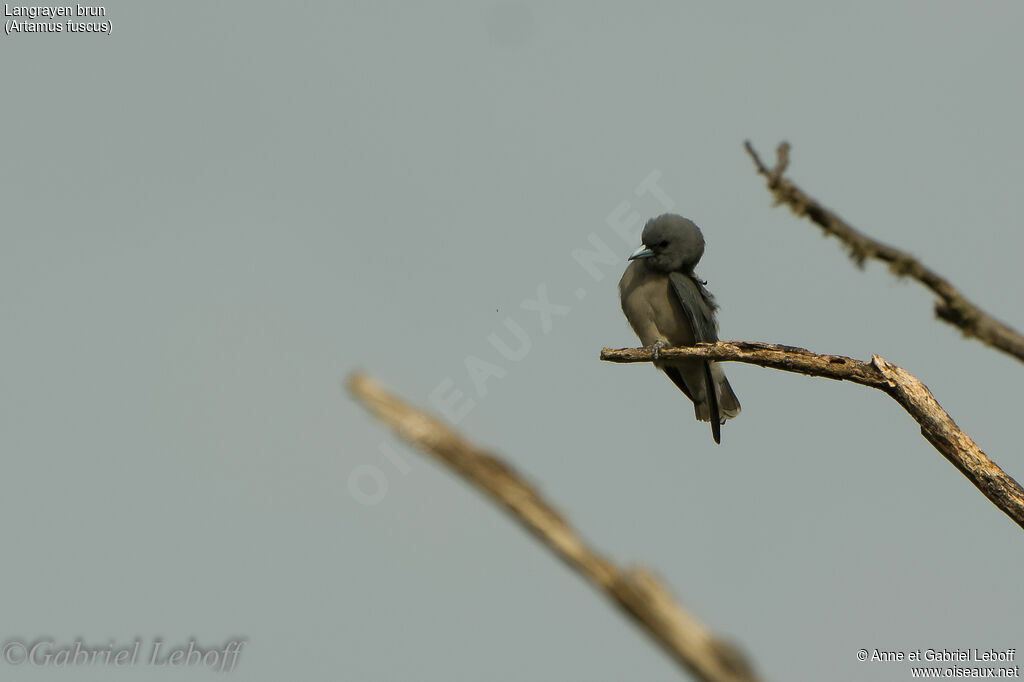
[648,340,668,361]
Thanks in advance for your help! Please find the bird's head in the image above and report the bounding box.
[628,214,706,273]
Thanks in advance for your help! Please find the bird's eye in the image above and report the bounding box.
[658,240,669,247]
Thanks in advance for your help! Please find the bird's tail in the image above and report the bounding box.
[703,360,721,444]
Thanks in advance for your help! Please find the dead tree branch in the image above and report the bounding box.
[602,341,1024,531]
[744,141,1024,364]
[348,373,761,682]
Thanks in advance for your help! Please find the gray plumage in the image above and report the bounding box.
[618,214,740,444]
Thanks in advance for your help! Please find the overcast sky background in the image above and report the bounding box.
[2,3,1022,681]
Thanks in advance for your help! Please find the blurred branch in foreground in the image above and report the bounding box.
[602,341,1024,531]
[744,140,1024,364]
[348,373,761,682]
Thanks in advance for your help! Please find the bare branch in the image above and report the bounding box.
[602,342,1024,530]
[744,141,1024,364]
[348,373,761,682]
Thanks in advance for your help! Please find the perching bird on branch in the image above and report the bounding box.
[619,214,741,444]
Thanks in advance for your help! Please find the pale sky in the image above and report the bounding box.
[2,3,1022,681]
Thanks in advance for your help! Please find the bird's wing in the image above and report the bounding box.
[662,365,696,402]
[669,272,722,443]
[668,272,719,343]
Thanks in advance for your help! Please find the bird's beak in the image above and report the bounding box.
[628,245,654,260]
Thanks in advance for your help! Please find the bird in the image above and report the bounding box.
[618,214,740,444]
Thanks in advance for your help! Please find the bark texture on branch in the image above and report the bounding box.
[348,373,760,682]
[744,141,1024,364]
[602,341,1024,530]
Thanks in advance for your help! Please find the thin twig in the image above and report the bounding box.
[602,341,1024,530]
[744,141,1024,364]
[348,373,761,682]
